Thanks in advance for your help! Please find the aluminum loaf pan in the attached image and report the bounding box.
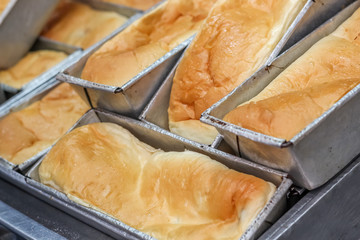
[0,80,71,172]
[39,0,141,50]
[57,0,200,118]
[0,0,60,69]
[139,0,356,145]
[0,37,82,105]
[26,108,292,240]
[200,1,360,190]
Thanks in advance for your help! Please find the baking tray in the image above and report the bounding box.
[25,108,292,240]
[200,1,360,190]
[40,0,141,50]
[0,79,71,172]
[0,37,82,104]
[0,0,60,69]
[57,0,198,118]
[139,0,356,145]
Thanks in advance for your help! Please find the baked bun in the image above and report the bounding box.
[81,0,218,87]
[0,83,89,164]
[0,0,10,14]
[39,122,276,240]
[101,0,161,10]
[0,50,67,88]
[42,1,128,49]
[224,8,360,140]
[168,0,306,145]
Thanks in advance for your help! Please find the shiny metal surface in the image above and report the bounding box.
[0,201,65,240]
[0,167,114,239]
[139,0,354,145]
[26,108,292,240]
[57,1,192,118]
[201,1,360,190]
[260,155,360,240]
[0,80,65,171]
[0,0,60,69]
[58,38,189,118]
[0,37,82,105]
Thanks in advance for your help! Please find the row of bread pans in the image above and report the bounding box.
[0,0,142,106]
[60,0,360,190]
[0,0,359,239]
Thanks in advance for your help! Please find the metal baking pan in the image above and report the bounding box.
[0,37,82,104]
[0,0,60,69]
[139,0,356,145]
[40,0,141,50]
[26,108,292,240]
[200,1,360,190]
[0,79,67,172]
[57,0,196,118]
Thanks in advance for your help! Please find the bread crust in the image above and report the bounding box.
[224,8,360,140]
[0,83,89,164]
[0,50,67,88]
[81,0,218,87]
[168,0,306,144]
[39,122,276,240]
[42,1,128,49]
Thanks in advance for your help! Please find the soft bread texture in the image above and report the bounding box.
[102,0,161,10]
[81,0,218,87]
[0,0,10,15]
[224,8,360,140]
[168,0,306,145]
[0,83,89,164]
[42,1,128,49]
[224,79,360,140]
[0,50,67,88]
[39,122,276,240]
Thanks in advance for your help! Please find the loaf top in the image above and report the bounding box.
[81,0,217,87]
[42,1,128,49]
[167,0,306,144]
[0,50,67,88]
[39,122,276,240]
[224,7,360,140]
[0,83,89,164]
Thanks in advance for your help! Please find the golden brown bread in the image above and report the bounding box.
[167,0,306,145]
[0,83,89,164]
[0,50,67,88]
[223,8,360,140]
[39,122,276,240]
[224,79,360,140]
[42,1,128,49]
[102,0,161,10]
[81,0,218,87]
[0,0,10,14]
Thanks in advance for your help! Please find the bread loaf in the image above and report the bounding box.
[81,0,218,87]
[0,83,89,164]
[39,122,276,240]
[168,0,306,145]
[224,8,360,140]
[0,50,67,88]
[102,0,161,10]
[42,1,128,49]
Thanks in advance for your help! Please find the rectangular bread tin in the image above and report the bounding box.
[139,0,357,145]
[0,79,75,172]
[0,0,60,69]
[200,1,360,190]
[0,37,82,105]
[57,14,190,117]
[26,108,292,240]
